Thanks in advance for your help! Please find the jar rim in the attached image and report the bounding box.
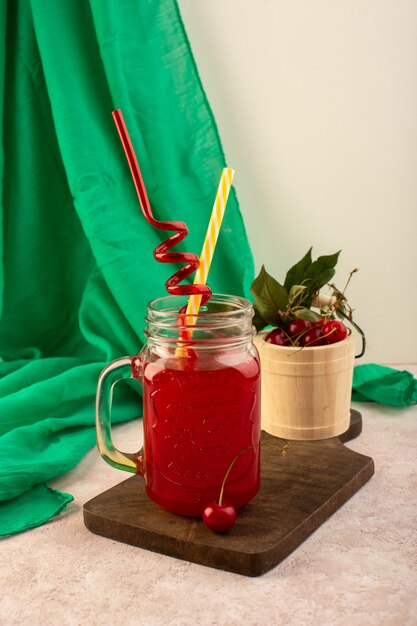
[147,293,253,318]
[145,294,255,348]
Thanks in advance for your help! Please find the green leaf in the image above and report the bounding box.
[304,251,340,290]
[335,302,347,321]
[307,268,336,291]
[284,248,312,291]
[252,306,267,332]
[305,251,340,280]
[250,265,288,325]
[288,284,307,306]
[295,308,323,322]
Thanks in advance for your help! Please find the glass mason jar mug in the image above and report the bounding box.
[96,294,261,517]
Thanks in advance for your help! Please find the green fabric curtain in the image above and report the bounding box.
[0,0,254,536]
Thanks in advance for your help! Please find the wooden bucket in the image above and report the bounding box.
[254,331,356,440]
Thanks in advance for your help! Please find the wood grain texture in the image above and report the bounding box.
[254,331,356,440]
[83,412,374,577]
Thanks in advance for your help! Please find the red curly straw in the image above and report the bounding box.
[112,109,211,304]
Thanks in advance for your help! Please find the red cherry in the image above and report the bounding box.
[287,319,311,337]
[313,317,327,328]
[202,503,237,534]
[302,327,325,347]
[322,320,348,344]
[265,328,287,346]
[202,441,290,534]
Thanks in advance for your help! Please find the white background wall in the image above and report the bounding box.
[179,0,417,365]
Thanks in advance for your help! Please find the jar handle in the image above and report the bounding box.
[95,356,144,476]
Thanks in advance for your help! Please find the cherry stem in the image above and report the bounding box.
[218,442,290,506]
[341,267,359,298]
[288,327,346,355]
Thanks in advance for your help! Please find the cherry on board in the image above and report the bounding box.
[202,442,290,534]
[202,503,237,534]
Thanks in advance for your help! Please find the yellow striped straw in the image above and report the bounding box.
[176,168,234,358]
[187,167,235,318]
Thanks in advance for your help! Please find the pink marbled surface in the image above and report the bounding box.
[1,366,416,626]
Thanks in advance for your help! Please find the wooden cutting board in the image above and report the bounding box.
[83,410,374,577]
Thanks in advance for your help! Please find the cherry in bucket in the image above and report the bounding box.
[265,328,287,346]
[302,326,326,347]
[250,252,365,355]
[202,442,290,534]
[322,320,348,344]
[287,319,311,337]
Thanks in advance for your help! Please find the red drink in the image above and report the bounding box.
[142,352,261,516]
[96,294,261,518]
